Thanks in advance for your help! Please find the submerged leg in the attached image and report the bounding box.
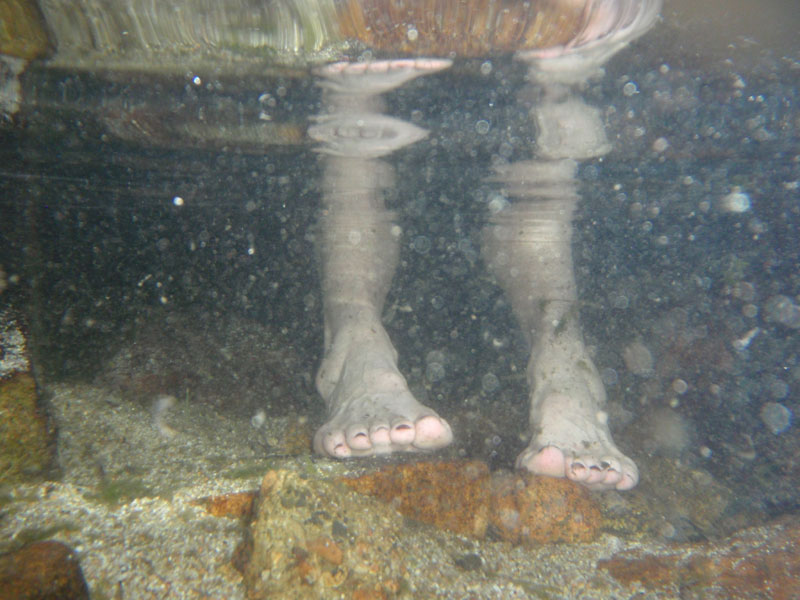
[310,59,453,458]
[483,1,659,491]
[484,155,637,491]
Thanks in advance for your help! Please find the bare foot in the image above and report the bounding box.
[518,335,638,491]
[314,325,452,458]
[517,393,638,490]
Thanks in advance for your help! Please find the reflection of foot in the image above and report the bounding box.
[518,0,661,84]
[315,58,452,96]
[310,58,453,158]
[518,337,638,491]
[314,323,452,458]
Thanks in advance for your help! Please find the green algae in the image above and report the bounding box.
[91,477,153,506]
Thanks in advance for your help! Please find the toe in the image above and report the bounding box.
[389,420,416,445]
[321,431,351,458]
[566,459,591,483]
[601,468,623,487]
[369,424,391,446]
[414,415,453,449]
[346,425,372,450]
[519,445,567,477]
[616,461,639,490]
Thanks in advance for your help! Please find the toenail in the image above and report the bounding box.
[600,461,610,469]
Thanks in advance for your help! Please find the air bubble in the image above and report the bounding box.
[760,402,792,435]
[475,120,490,135]
[601,368,618,386]
[487,193,508,214]
[612,294,629,309]
[426,362,445,382]
[720,187,751,213]
[623,81,638,96]
[652,137,669,152]
[764,295,800,329]
[412,235,431,254]
[481,372,500,393]
[672,379,688,394]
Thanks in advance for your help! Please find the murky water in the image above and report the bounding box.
[0,1,798,597]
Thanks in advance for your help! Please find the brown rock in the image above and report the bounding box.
[489,471,602,544]
[598,517,800,599]
[0,540,89,600]
[341,460,491,538]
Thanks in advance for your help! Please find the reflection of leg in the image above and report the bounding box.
[311,60,453,458]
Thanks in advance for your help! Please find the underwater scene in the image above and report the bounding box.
[0,0,798,598]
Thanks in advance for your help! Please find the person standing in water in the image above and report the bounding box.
[309,0,662,491]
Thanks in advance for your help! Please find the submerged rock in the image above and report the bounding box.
[243,469,409,600]
[341,460,492,538]
[342,460,602,544]
[598,517,800,599]
[489,471,602,545]
[0,540,89,600]
[0,309,54,484]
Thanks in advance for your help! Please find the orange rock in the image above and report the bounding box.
[489,471,602,544]
[194,491,255,518]
[342,461,603,544]
[341,460,491,538]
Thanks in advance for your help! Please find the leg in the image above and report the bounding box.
[310,59,453,458]
[483,157,637,491]
[483,1,660,491]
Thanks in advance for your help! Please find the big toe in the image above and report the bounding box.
[413,415,453,449]
[517,445,568,478]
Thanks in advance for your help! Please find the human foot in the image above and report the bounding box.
[516,328,638,491]
[310,58,452,159]
[314,329,452,458]
[518,389,638,491]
